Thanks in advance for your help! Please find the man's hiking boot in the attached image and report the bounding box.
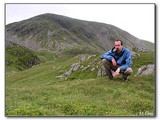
[122,74,128,81]
[108,75,113,80]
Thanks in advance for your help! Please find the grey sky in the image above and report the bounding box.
[5,4,155,43]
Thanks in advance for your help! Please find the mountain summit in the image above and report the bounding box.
[6,13,152,55]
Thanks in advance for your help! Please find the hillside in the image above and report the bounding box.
[6,13,153,56]
[6,41,40,74]
[6,51,155,116]
[141,40,154,51]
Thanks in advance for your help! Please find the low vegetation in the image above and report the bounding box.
[5,51,155,116]
[6,43,40,73]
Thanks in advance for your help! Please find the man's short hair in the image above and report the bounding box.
[115,39,123,45]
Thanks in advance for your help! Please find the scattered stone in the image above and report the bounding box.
[56,54,101,79]
[80,57,86,62]
[91,68,95,72]
[82,67,88,71]
[71,62,80,71]
[63,70,72,76]
[80,65,84,69]
[131,51,140,58]
[56,75,67,80]
[96,66,99,69]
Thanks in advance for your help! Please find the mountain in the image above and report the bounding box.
[5,13,153,56]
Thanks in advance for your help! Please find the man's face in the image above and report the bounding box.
[115,41,123,52]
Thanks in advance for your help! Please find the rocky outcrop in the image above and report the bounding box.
[135,64,155,76]
[56,55,100,80]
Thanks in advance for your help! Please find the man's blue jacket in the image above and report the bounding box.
[100,47,132,71]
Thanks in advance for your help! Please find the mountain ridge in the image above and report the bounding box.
[6,13,153,55]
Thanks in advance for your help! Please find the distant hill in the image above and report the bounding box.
[6,41,40,72]
[6,13,154,56]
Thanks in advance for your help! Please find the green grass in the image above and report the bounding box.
[5,52,155,116]
[6,44,40,73]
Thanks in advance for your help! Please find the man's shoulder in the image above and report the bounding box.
[123,47,131,54]
[123,47,131,52]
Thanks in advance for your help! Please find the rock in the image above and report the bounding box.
[71,62,80,71]
[96,66,99,69]
[80,57,86,62]
[63,70,72,76]
[139,48,148,52]
[86,55,92,61]
[82,67,88,71]
[80,65,84,69]
[97,69,101,76]
[97,66,106,76]
[56,75,67,80]
[135,64,155,76]
[56,55,100,79]
[91,68,95,72]
[131,51,140,58]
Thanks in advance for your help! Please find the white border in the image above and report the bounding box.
[1,0,158,120]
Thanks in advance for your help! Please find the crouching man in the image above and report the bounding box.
[100,39,133,81]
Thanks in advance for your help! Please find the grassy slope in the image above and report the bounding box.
[6,44,40,74]
[141,40,154,52]
[5,52,155,116]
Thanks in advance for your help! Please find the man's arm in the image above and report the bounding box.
[113,49,132,76]
[119,50,132,71]
[101,50,113,61]
[111,58,117,66]
[100,50,113,61]
[113,68,120,76]
[101,50,117,66]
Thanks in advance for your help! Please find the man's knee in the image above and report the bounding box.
[101,59,111,70]
[102,59,107,64]
[102,59,110,64]
[124,68,133,75]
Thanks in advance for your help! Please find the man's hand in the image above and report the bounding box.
[111,58,117,66]
[113,68,120,77]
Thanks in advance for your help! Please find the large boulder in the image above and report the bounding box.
[135,64,155,76]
